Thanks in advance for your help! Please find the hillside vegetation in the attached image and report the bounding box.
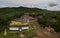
[0,7,60,32]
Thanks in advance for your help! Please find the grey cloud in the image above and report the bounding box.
[48,3,58,7]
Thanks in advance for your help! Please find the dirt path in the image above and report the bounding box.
[33,22,60,38]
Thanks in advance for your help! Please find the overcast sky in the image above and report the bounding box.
[0,0,60,11]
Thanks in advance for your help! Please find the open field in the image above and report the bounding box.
[0,32,19,38]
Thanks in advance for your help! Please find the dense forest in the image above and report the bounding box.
[0,7,60,32]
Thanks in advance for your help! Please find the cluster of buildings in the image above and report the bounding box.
[9,13,35,33]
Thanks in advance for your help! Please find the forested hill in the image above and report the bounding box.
[0,7,60,32]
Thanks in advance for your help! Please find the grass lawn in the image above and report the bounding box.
[0,32,20,38]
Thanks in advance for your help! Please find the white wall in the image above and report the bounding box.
[22,27,29,30]
[9,27,19,30]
